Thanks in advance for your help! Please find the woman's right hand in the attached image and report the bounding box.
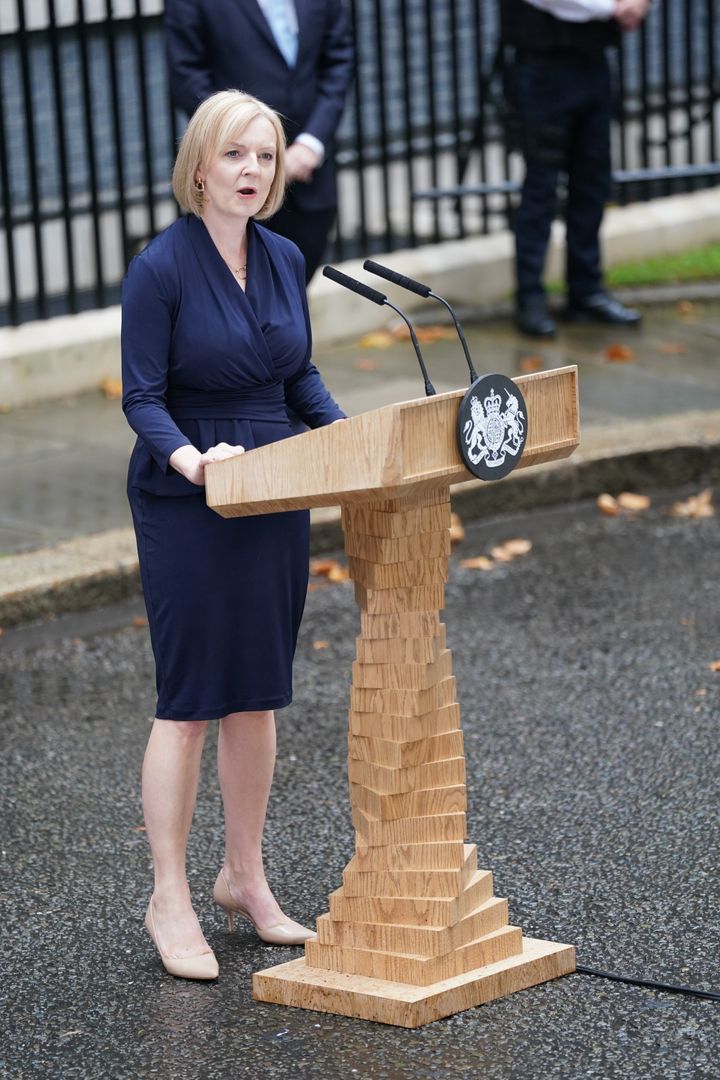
[169,443,246,486]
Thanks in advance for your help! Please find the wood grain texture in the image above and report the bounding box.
[348,729,464,768]
[305,925,523,986]
[345,530,451,564]
[348,703,462,742]
[351,807,467,847]
[341,843,476,898]
[350,676,457,717]
[348,754,466,795]
[355,624,446,664]
[354,582,446,614]
[206,367,579,518]
[328,869,494,927]
[349,555,449,590]
[316,896,509,956]
[360,611,443,640]
[243,377,579,1022]
[252,939,577,1027]
[344,503,452,540]
[353,839,468,871]
[351,649,453,691]
[350,780,468,822]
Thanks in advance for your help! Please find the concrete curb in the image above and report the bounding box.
[2,189,720,409]
[3,413,720,628]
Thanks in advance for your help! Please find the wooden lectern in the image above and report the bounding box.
[206,367,579,1028]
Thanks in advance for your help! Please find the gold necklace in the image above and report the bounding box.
[219,247,247,276]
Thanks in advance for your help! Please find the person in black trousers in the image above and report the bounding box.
[165,0,353,283]
[503,0,651,337]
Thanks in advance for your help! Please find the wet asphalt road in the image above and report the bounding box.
[1,487,719,1079]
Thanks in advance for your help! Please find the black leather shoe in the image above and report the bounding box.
[564,292,642,326]
[516,298,556,338]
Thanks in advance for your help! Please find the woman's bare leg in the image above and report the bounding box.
[217,710,289,927]
[142,717,213,957]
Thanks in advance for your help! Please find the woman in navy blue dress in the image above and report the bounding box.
[122,91,345,980]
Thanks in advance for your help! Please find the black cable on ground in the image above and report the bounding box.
[575,964,720,1002]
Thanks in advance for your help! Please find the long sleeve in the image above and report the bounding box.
[301,0,354,147]
[164,0,214,116]
[283,251,345,428]
[121,255,192,472]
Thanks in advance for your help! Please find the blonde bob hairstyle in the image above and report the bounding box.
[172,90,287,220]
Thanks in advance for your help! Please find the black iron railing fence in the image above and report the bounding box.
[0,0,718,326]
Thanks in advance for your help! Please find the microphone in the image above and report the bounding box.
[322,265,436,397]
[363,259,479,384]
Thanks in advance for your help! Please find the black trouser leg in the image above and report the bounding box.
[512,61,569,305]
[515,160,561,304]
[565,60,612,303]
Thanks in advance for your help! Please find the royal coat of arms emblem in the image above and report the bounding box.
[456,374,528,481]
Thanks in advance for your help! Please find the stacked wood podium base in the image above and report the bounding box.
[253,488,575,1027]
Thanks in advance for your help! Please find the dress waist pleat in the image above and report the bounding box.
[167,382,285,419]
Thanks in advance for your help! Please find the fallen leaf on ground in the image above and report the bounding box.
[358,331,395,349]
[676,300,695,316]
[459,555,494,571]
[0,404,12,414]
[310,558,338,576]
[617,492,651,512]
[308,556,350,584]
[670,489,714,518]
[449,512,465,543]
[498,537,533,558]
[656,341,687,355]
[695,688,708,697]
[489,545,514,563]
[488,538,532,562]
[520,355,545,373]
[415,325,456,344]
[99,376,123,399]
[132,616,149,628]
[597,493,620,516]
[708,660,720,672]
[603,344,636,363]
[134,826,147,832]
[313,640,329,650]
[353,357,378,371]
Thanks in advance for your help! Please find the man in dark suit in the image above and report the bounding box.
[503,0,650,337]
[165,0,353,282]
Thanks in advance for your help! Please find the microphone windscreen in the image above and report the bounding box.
[363,260,432,298]
[322,265,387,306]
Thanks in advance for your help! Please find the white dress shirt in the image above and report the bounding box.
[523,0,615,21]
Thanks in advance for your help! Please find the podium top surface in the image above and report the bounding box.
[205,367,579,517]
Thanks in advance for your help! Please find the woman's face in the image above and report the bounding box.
[199,114,277,225]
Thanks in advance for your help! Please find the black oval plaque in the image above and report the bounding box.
[456,374,528,481]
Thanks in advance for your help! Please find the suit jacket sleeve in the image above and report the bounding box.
[299,0,354,147]
[121,255,193,472]
[164,0,214,116]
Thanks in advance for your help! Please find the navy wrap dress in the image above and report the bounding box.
[121,215,345,721]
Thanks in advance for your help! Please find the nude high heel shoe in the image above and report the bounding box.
[145,900,219,981]
[213,869,317,945]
